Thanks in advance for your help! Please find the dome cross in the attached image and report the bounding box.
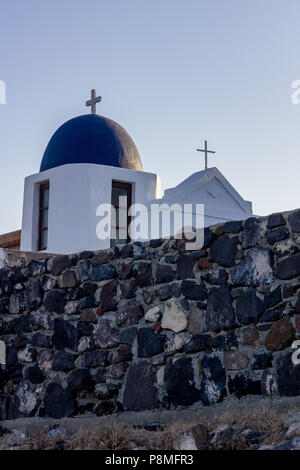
[197,140,216,169]
[85,89,102,114]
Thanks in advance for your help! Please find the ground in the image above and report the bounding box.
[2,396,300,450]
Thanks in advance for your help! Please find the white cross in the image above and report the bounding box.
[86,89,102,114]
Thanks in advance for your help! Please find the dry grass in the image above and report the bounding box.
[0,402,294,450]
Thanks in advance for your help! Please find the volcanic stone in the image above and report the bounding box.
[155,264,176,284]
[241,218,263,248]
[51,318,80,351]
[209,235,238,267]
[276,254,300,280]
[133,262,153,287]
[165,357,199,406]
[44,290,66,314]
[92,319,118,349]
[43,383,76,419]
[236,288,264,325]
[288,210,300,233]
[116,300,144,327]
[123,362,159,411]
[91,264,117,282]
[52,351,76,371]
[81,350,108,368]
[206,286,235,333]
[67,369,94,392]
[224,351,248,370]
[265,317,295,351]
[177,254,195,279]
[266,226,289,245]
[137,328,165,358]
[199,356,226,406]
[181,279,207,300]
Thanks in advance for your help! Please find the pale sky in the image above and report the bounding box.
[1,0,300,233]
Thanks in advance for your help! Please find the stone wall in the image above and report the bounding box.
[1,209,300,419]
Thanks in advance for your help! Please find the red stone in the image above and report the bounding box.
[151,322,161,332]
[96,306,104,317]
[197,258,213,269]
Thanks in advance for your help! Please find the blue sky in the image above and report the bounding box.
[1,0,300,233]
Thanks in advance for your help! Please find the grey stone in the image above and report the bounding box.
[51,318,80,351]
[44,290,66,314]
[276,253,300,280]
[14,380,37,417]
[52,351,76,371]
[91,264,117,282]
[288,210,300,233]
[116,300,144,327]
[43,383,76,419]
[236,288,264,325]
[233,248,273,286]
[92,319,119,349]
[241,217,263,248]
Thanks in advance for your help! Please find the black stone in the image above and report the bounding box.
[236,288,264,325]
[209,235,238,267]
[223,220,243,233]
[277,351,300,396]
[52,351,76,371]
[118,262,133,280]
[0,395,14,420]
[30,332,51,348]
[266,226,289,245]
[119,244,134,259]
[201,269,228,285]
[241,218,262,248]
[260,301,291,323]
[51,256,71,276]
[210,333,238,351]
[100,279,118,310]
[206,286,235,333]
[199,356,227,406]
[276,253,300,280]
[66,287,83,301]
[25,363,45,384]
[181,279,207,300]
[165,357,199,406]
[44,290,66,314]
[91,264,117,282]
[94,399,115,416]
[51,318,80,351]
[177,255,195,279]
[43,383,76,419]
[155,264,176,284]
[123,362,159,411]
[184,334,212,353]
[268,213,286,229]
[164,254,179,264]
[228,372,261,398]
[119,327,137,345]
[288,210,300,233]
[137,328,165,358]
[81,350,108,368]
[156,283,180,301]
[133,262,153,287]
[150,239,164,248]
[79,296,96,309]
[120,279,137,299]
[81,282,98,297]
[203,227,217,249]
[263,286,281,310]
[28,260,46,277]
[67,369,94,392]
[25,279,42,310]
[252,353,273,370]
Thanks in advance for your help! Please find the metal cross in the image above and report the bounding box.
[86,89,102,114]
[197,140,216,169]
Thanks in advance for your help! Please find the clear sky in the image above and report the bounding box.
[1,0,300,233]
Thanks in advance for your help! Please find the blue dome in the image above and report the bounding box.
[40,114,143,172]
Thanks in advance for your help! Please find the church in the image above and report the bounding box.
[1,90,253,255]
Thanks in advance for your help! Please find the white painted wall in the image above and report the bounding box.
[21,163,161,254]
[21,165,253,255]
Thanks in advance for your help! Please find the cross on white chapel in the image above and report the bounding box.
[85,89,102,114]
[197,140,216,170]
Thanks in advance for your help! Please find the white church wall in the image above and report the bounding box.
[21,163,161,254]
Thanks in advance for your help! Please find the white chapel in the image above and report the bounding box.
[20,90,253,255]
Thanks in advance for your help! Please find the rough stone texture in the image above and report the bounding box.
[265,317,295,351]
[209,235,238,267]
[123,362,159,411]
[161,299,187,332]
[165,357,199,406]
[206,286,235,332]
[199,356,226,405]
[1,208,300,419]
[236,288,263,325]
